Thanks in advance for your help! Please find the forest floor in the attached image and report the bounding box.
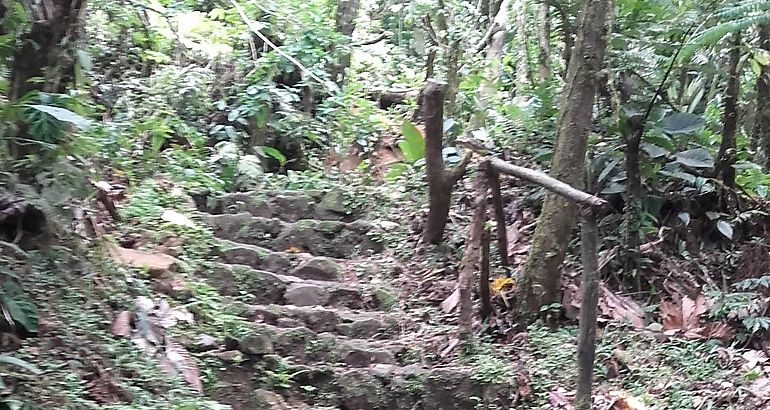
[4,172,770,410]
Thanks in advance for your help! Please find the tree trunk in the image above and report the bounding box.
[717,33,741,188]
[515,1,532,90]
[7,0,87,159]
[537,2,551,83]
[330,0,360,86]
[422,79,472,245]
[756,24,770,170]
[514,0,611,321]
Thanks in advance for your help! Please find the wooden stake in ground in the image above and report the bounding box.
[575,206,601,410]
[487,167,509,267]
[422,79,471,245]
[457,162,489,340]
[488,156,607,409]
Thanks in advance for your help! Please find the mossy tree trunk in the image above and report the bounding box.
[422,80,471,245]
[716,33,741,188]
[7,0,87,160]
[514,0,611,321]
[330,0,360,86]
[755,24,770,170]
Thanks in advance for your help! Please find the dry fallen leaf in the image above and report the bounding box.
[441,288,461,313]
[660,293,729,341]
[548,387,573,409]
[161,209,197,229]
[111,311,132,337]
[490,277,514,294]
[611,391,649,410]
[750,377,770,399]
[599,284,645,328]
[164,339,203,394]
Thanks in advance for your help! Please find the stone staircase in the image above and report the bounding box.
[196,190,514,409]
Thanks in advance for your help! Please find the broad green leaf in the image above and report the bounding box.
[674,148,714,168]
[384,163,408,181]
[0,355,42,374]
[261,146,287,165]
[75,49,92,71]
[26,105,91,130]
[597,158,620,184]
[643,132,675,151]
[0,281,38,333]
[661,113,705,134]
[237,155,263,178]
[641,143,669,159]
[716,220,733,240]
[399,121,425,163]
[601,182,625,194]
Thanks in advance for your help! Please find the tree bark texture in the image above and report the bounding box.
[458,162,490,340]
[330,0,360,86]
[756,24,770,170]
[717,33,741,188]
[537,2,551,83]
[514,0,611,320]
[515,0,532,90]
[8,0,87,159]
[422,80,471,244]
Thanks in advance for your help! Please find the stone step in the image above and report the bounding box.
[240,303,411,339]
[211,361,513,410]
[203,213,383,258]
[201,263,398,311]
[215,322,423,369]
[212,239,387,282]
[194,188,361,223]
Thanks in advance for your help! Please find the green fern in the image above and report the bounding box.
[680,0,770,62]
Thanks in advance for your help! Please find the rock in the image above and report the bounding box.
[217,350,243,363]
[193,334,219,352]
[318,188,348,215]
[108,244,180,277]
[338,317,384,338]
[269,195,315,222]
[344,348,396,367]
[254,389,304,410]
[290,257,340,281]
[372,288,398,311]
[285,283,330,306]
[239,332,274,355]
[276,317,303,328]
[304,308,339,332]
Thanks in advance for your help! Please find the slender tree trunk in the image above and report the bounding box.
[330,0,360,86]
[537,2,551,83]
[514,0,611,320]
[422,80,472,244]
[717,33,741,188]
[515,0,532,90]
[755,24,770,171]
[8,0,87,159]
[445,40,462,117]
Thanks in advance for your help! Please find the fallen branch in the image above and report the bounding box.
[352,31,392,47]
[488,157,607,209]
